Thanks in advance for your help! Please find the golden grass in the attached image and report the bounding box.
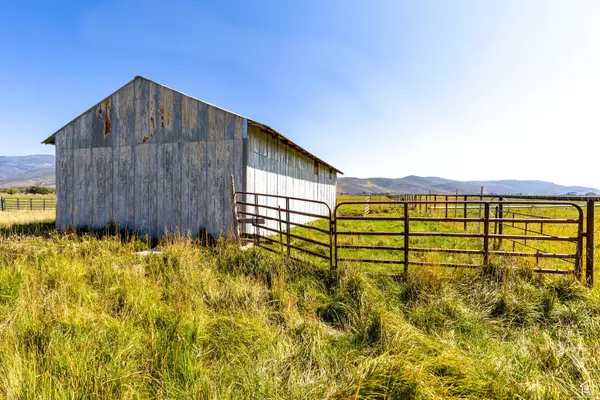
[0,200,599,397]
[0,210,56,227]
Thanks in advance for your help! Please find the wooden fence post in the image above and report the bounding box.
[0,197,4,212]
[17,198,20,211]
[586,200,594,287]
[43,199,46,211]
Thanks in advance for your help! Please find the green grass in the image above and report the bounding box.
[1,208,600,398]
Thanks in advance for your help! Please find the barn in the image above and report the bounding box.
[43,76,341,237]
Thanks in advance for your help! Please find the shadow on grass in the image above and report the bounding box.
[0,221,57,237]
[0,221,217,249]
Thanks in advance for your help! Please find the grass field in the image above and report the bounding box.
[1,202,600,398]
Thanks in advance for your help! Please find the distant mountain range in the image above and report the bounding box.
[338,176,599,195]
[1,155,598,195]
[0,155,55,188]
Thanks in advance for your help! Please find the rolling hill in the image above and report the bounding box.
[338,175,599,195]
[2,154,598,196]
[0,155,55,188]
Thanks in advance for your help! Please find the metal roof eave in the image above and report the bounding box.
[247,120,343,175]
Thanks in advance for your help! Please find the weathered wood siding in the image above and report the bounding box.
[244,125,337,236]
[54,77,245,237]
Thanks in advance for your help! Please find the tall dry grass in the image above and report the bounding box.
[0,210,55,227]
[0,215,599,398]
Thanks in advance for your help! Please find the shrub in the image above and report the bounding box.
[25,186,53,195]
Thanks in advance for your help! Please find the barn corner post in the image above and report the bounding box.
[586,199,594,287]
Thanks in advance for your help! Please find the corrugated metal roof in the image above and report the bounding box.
[42,76,343,174]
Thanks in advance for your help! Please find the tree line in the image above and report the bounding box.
[0,186,56,195]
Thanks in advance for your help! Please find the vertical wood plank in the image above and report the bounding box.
[73,148,92,227]
[92,147,112,227]
[134,143,157,236]
[157,143,180,235]
[218,140,233,232]
[113,146,134,229]
[205,140,217,236]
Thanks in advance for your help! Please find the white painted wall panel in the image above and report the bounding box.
[244,126,337,237]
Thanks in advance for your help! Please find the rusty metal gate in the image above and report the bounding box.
[334,199,585,278]
[235,191,333,265]
[234,193,591,284]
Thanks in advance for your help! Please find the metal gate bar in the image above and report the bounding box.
[236,192,593,286]
[235,191,332,267]
[334,200,584,280]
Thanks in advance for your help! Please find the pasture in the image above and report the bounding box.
[1,199,600,398]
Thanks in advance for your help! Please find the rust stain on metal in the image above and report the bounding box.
[104,106,111,135]
[150,116,155,130]
[142,136,148,143]
[160,106,165,128]
[99,98,111,135]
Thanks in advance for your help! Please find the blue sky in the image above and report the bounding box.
[1,1,599,187]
